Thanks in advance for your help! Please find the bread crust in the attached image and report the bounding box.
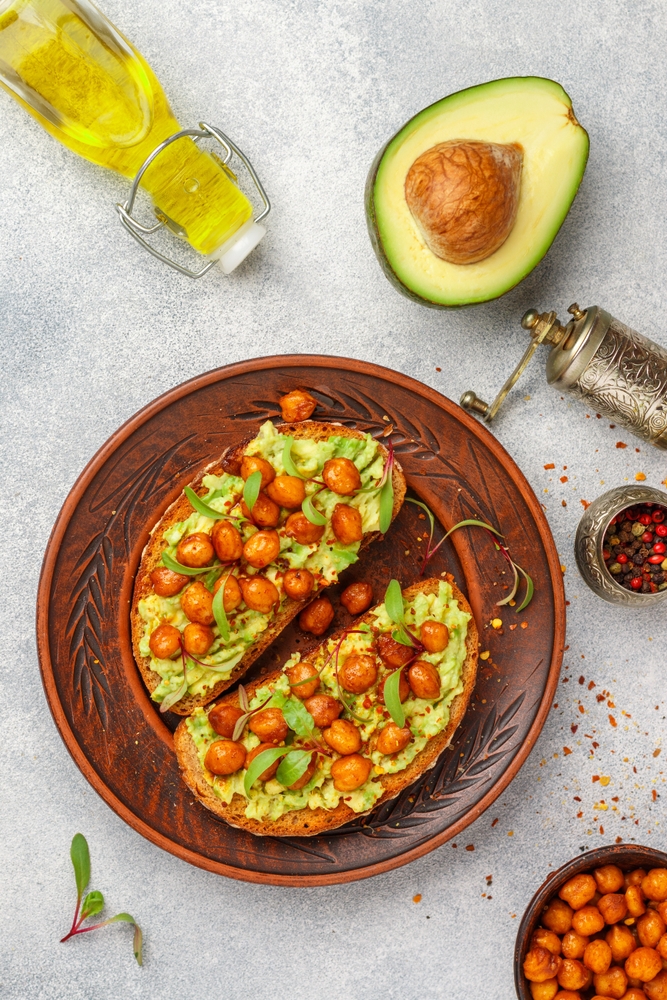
[173,576,478,836]
[131,422,406,715]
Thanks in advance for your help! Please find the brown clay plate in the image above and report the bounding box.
[37,356,565,885]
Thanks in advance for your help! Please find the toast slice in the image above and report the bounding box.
[174,576,478,836]
[131,421,406,715]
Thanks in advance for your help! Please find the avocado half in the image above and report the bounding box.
[365,77,589,307]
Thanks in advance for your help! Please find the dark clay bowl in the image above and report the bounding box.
[514,844,667,999]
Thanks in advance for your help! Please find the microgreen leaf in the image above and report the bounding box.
[406,497,435,540]
[70,833,90,901]
[184,486,228,521]
[243,470,262,513]
[80,890,104,920]
[161,551,215,577]
[203,566,223,591]
[302,493,327,526]
[391,627,413,647]
[496,562,520,606]
[238,685,249,713]
[282,437,306,479]
[244,747,290,794]
[383,669,405,728]
[281,697,315,738]
[212,580,230,643]
[443,518,503,542]
[384,579,405,626]
[105,914,143,966]
[515,564,534,611]
[160,645,188,713]
[379,475,394,534]
[276,749,313,787]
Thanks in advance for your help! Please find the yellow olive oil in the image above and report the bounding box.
[0,0,253,256]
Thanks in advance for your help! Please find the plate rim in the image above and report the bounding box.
[36,353,565,885]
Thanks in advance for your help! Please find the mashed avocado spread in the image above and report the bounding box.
[138,422,385,704]
[186,580,470,821]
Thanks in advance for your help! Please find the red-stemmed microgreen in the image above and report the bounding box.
[354,442,394,533]
[243,746,292,793]
[243,470,262,513]
[60,834,142,966]
[383,579,424,651]
[315,627,373,723]
[405,498,534,611]
[282,437,307,479]
[383,669,406,729]
[231,685,273,741]
[161,551,220,577]
[183,486,230,521]
[276,748,314,787]
[212,576,231,643]
[302,487,328,526]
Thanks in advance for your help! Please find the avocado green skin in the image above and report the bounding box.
[364,76,590,309]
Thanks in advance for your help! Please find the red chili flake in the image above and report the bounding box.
[563,747,572,755]
[597,694,606,702]
[654,749,662,758]
[610,424,616,428]
[592,775,600,782]
[571,724,578,734]
[609,715,617,727]
[465,845,475,852]
[588,681,596,690]
[560,476,569,483]
[612,797,619,802]
[363,696,372,709]
[574,796,581,802]
[577,811,583,818]
[600,826,604,834]
[578,705,585,714]
[616,441,627,448]
[544,463,555,469]
[562,500,567,507]
[652,790,658,802]
[592,742,599,748]
[554,703,559,710]
[580,499,591,509]
[579,676,585,685]
[491,818,499,827]
[616,836,623,844]
[435,367,441,372]
[596,414,602,419]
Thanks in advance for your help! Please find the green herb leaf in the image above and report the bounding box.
[379,475,394,534]
[161,551,215,577]
[80,889,104,920]
[184,486,228,521]
[391,627,413,647]
[515,564,535,611]
[406,497,435,543]
[282,437,306,479]
[443,519,503,542]
[212,580,230,642]
[70,833,90,901]
[383,668,405,728]
[281,697,315,737]
[496,562,519,606]
[106,913,143,966]
[243,747,290,794]
[302,493,327,526]
[384,579,405,626]
[243,470,262,513]
[276,750,313,787]
[203,566,223,591]
[160,656,188,713]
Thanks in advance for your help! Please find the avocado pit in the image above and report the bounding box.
[404,139,523,265]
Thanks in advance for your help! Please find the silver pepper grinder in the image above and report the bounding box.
[461,304,667,449]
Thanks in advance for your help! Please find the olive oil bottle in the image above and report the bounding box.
[0,0,266,272]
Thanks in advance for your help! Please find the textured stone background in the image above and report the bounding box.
[2,0,667,996]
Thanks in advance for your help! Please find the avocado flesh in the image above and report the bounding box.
[367,77,589,307]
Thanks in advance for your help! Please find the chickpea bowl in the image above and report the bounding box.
[514,844,667,1000]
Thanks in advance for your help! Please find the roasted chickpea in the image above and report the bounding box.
[208,703,244,738]
[600,894,629,925]
[242,492,280,529]
[524,947,563,983]
[212,573,243,613]
[408,660,441,700]
[584,940,613,975]
[553,992,582,1000]
[529,979,559,1000]
[322,457,362,496]
[287,753,318,790]
[323,719,362,756]
[623,989,650,1000]
[204,739,246,775]
[627,886,647,918]
[377,723,411,755]
[176,531,215,568]
[657,934,667,960]
[562,931,589,960]
[149,623,181,659]
[245,743,281,782]
[593,967,628,999]
[240,455,275,489]
[646,970,667,1000]
[607,924,638,963]
[304,694,342,729]
[299,596,334,636]
[638,911,666,948]
[543,899,574,935]
[532,929,563,956]
[625,948,662,983]
[657,901,667,923]
[377,632,415,668]
[558,958,590,991]
[180,580,215,625]
[243,529,281,569]
[182,622,214,656]
[339,654,378,694]
[643,871,667,903]
[627,870,648,888]
[377,669,410,704]
[420,620,450,653]
[211,519,244,562]
[595,865,626,894]
[286,661,320,700]
[330,753,372,791]
[279,389,317,423]
[331,503,363,545]
[248,707,288,744]
[572,906,605,937]
[238,575,279,613]
[150,566,189,597]
[282,568,315,602]
[560,874,597,911]
[266,475,306,509]
[285,511,326,545]
[340,581,373,616]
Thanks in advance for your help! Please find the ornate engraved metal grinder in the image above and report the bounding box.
[461,304,667,448]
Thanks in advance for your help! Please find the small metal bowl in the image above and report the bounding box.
[575,485,667,607]
[514,843,667,999]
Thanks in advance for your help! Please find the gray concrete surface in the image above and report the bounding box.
[2,0,667,996]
